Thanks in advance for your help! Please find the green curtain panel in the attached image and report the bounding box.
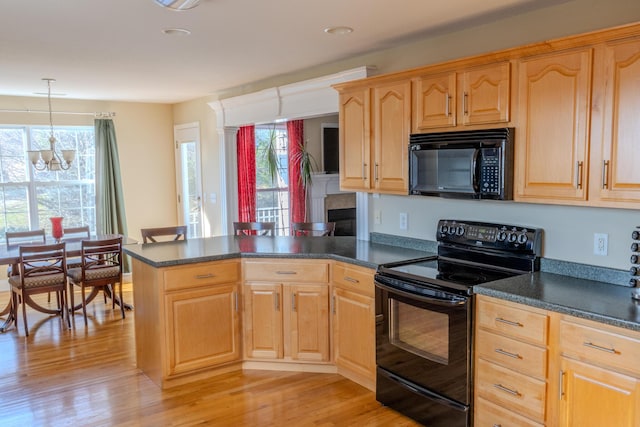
[95,118,129,272]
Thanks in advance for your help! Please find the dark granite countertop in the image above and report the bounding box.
[123,235,434,270]
[475,272,640,332]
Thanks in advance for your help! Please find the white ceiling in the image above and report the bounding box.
[0,0,563,104]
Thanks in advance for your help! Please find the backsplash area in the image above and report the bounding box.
[371,232,630,287]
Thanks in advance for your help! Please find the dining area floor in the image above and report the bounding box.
[0,283,418,426]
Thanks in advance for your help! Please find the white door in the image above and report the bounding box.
[174,123,203,238]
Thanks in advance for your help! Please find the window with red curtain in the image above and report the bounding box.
[237,125,256,222]
[287,120,305,226]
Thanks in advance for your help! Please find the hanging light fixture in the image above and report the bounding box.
[27,78,75,171]
[153,0,201,10]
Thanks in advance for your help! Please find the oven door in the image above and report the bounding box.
[375,276,472,404]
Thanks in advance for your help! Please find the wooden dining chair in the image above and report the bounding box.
[292,222,336,236]
[62,226,91,242]
[5,229,51,302]
[140,225,188,243]
[67,237,124,325]
[233,222,276,236]
[7,242,70,336]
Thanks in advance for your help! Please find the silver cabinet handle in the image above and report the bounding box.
[576,160,584,189]
[274,292,280,311]
[493,383,520,396]
[559,369,565,400]
[374,163,379,182]
[602,160,610,189]
[276,271,297,275]
[445,93,451,116]
[291,293,296,311]
[195,273,215,279]
[233,291,238,312]
[495,317,523,327]
[331,295,336,314]
[495,348,521,359]
[463,92,468,115]
[344,276,359,284]
[583,341,617,354]
[363,162,367,179]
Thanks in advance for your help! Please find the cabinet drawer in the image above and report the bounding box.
[476,298,548,345]
[164,261,239,291]
[476,328,547,380]
[332,263,374,297]
[243,259,329,283]
[560,319,640,376]
[475,396,544,427]
[475,358,546,422]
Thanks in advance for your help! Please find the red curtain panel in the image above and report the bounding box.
[287,120,306,225]
[237,125,256,222]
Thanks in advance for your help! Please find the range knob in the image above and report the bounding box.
[456,226,465,236]
[439,225,448,234]
[508,233,517,243]
[633,230,640,240]
[632,242,639,252]
[517,233,528,244]
[631,278,639,287]
[631,266,639,276]
[448,226,456,235]
[497,231,507,241]
[632,254,639,264]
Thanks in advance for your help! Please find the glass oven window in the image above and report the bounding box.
[389,298,449,365]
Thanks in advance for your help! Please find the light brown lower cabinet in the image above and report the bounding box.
[243,282,330,362]
[242,259,331,363]
[132,258,242,389]
[331,262,376,391]
[475,294,640,426]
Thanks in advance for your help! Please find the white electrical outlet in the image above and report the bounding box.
[374,210,382,225]
[594,233,608,256]
[399,212,408,230]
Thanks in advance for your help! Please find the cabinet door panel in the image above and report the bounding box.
[372,81,410,193]
[289,284,329,362]
[165,283,240,376]
[560,358,640,427]
[516,49,592,202]
[333,287,375,384]
[592,39,640,205]
[243,283,283,359]
[412,72,456,131]
[339,88,370,191]
[462,62,510,125]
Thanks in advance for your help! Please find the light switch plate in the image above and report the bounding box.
[594,233,608,256]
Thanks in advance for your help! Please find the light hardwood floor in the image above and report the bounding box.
[0,284,419,426]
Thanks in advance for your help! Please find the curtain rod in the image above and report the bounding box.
[0,108,116,118]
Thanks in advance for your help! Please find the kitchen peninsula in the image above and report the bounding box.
[124,235,432,389]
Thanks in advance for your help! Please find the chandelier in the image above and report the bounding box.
[27,78,75,171]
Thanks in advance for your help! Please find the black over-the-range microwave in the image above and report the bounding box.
[408,127,514,200]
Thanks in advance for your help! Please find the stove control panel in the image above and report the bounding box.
[631,227,640,295]
[437,219,542,255]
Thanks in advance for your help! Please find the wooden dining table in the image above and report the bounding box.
[0,234,134,332]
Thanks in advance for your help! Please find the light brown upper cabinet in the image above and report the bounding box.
[515,48,593,203]
[589,37,640,207]
[412,62,511,132]
[339,86,370,191]
[338,79,410,194]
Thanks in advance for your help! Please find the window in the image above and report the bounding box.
[0,125,96,240]
[255,124,289,235]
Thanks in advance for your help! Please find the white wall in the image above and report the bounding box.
[370,195,637,270]
[0,95,176,242]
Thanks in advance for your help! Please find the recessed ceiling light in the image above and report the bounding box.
[323,26,354,35]
[154,0,201,11]
[162,28,192,36]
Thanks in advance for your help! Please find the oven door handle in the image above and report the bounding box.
[375,281,467,307]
